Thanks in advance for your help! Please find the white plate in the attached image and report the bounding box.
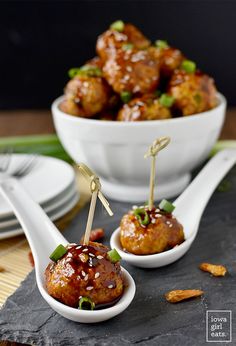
[0,154,76,218]
[0,181,78,229]
[0,191,79,240]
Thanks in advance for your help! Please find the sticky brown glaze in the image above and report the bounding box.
[60,75,111,117]
[120,207,184,255]
[45,242,124,308]
[103,48,159,95]
[168,70,218,116]
[96,23,150,61]
[117,94,171,121]
[149,46,185,78]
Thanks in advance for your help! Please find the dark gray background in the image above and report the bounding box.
[0,0,236,109]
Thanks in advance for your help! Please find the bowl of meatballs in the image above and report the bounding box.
[52,20,226,202]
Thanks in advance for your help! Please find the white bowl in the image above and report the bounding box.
[52,94,226,202]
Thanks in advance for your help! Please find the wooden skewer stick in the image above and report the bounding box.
[144,137,171,210]
[78,164,113,245]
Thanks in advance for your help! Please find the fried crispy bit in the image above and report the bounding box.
[28,251,35,267]
[199,263,227,277]
[80,228,105,244]
[165,289,204,303]
[0,265,6,272]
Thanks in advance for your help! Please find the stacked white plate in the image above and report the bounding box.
[0,154,79,240]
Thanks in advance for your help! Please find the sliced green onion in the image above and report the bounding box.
[120,91,132,103]
[78,297,95,310]
[110,20,125,32]
[217,179,232,192]
[159,199,175,213]
[159,94,175,108]
[155,40,169,49]
[107,249,122,263]
[194,93,202,104]
[68,68,81,78]
[49,244,67,262]
[80,65,102,77]
[181,60,196,73]
[122,43,134,51]
[133,208,150,225]
[68,66,102,79]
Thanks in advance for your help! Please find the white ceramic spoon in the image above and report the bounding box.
[110,149,236,268]
[0,176,135,323]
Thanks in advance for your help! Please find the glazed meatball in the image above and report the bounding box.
[149,45,184,78]
[85,56,104,69]
[45,242,124,308]
[97,23,150,61]
[103,48,159,94]
[168,70,218,116]
[60,75,111,117]
[117,94,171,121]
[120,207,184,255]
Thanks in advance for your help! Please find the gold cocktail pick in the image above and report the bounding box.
[78,163,113,245]
[144,136,171,210]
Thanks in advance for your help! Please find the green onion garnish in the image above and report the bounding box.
[110,20,125,32]
[80,65,102,77]
[155,40,169,49]
[49,244,67,262]
[68,68,81,79]
[133,208,150,226]
[78,297,95,310]
[122,43,134,51]
[194,93,202,104]
[120,91,132,103]
[68,66,102,79]
[107,249,122,263]
[159,94,175,108]
[181,60,196,73]
[159,199,175,213]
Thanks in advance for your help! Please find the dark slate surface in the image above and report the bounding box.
[0,167,236,346]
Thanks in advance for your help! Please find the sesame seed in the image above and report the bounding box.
[156,214,162,218]
[151,220,156,224]
[89,253,95,257]
[82,248,88,252]
[108,285,113,289]
[155,209,160,212]
[86,286,93,291]
[77,275,81,280]
[166,221,171,225]
[97,255,103,260]
[76,245,82,250]
[126,66,132,72]
[95,272,100,279]
[81,271,86,277]
[169,224,173,228]
[141,224,146,228]
[84,274,88,281]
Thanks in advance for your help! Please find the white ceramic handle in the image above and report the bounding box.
[174,149,236,228]
[0,177,67,270]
